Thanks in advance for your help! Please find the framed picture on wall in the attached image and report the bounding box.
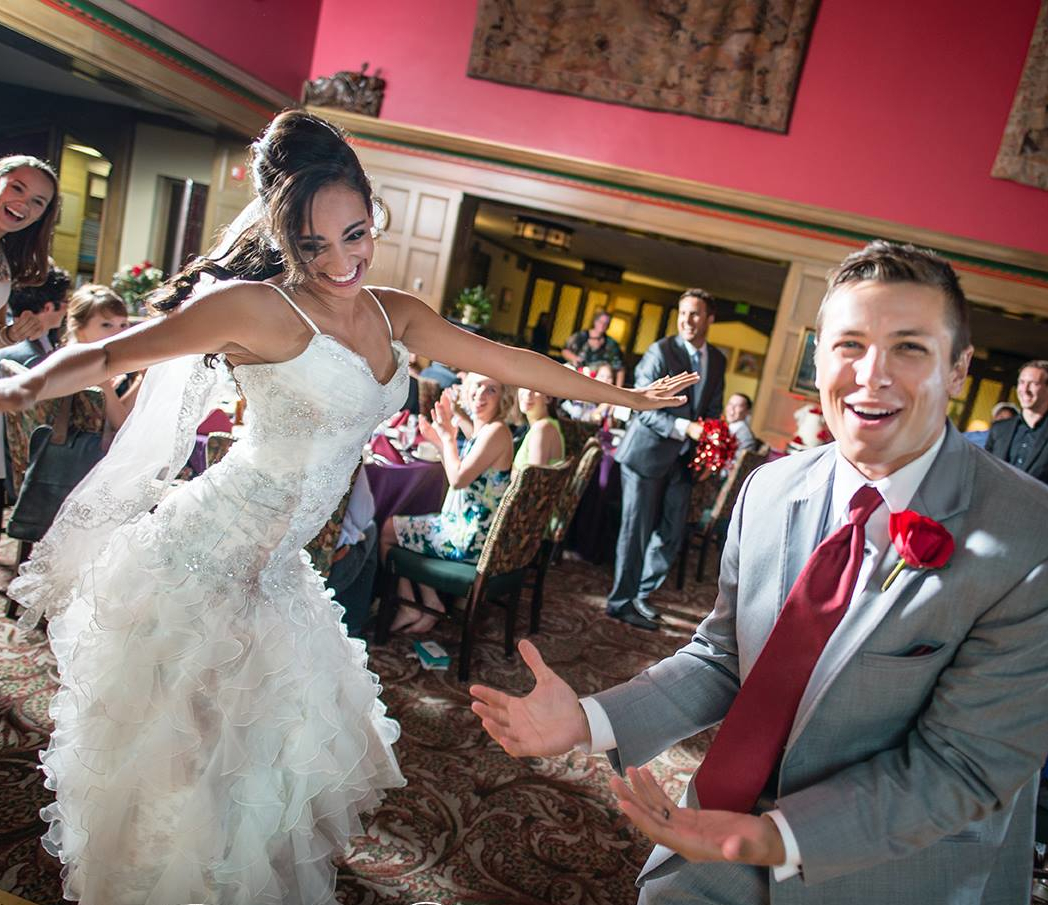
[734,350,765,378]
[791,328,819,397]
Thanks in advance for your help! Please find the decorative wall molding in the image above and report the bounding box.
[1,0,288,136]
[313,107,1048,289]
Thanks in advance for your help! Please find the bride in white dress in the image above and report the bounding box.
[0,110,696,905]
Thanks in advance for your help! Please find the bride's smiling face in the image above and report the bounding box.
[296,182,374,298]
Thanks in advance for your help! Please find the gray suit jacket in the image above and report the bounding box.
[594,423,1048,903]
[616,336,726,478]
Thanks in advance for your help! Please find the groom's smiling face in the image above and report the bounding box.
[815,279,971,481]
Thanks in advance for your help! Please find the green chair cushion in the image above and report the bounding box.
[389,546,524,598]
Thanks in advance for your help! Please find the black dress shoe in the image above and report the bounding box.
[633,599,661,621]
[607,601,659,631]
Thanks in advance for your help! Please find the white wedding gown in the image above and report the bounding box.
[18,288,407,904]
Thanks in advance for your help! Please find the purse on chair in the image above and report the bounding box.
[7,394,105,542]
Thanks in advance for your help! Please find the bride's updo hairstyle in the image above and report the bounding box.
[152,109,372,312]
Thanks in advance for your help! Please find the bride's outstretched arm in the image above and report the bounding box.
[0,283,274,411]
[386,289,697,411]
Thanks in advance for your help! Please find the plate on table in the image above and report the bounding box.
[413,441,441,462]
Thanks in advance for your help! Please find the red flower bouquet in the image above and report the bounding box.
[881,510,955,591]
[688,418,738,477]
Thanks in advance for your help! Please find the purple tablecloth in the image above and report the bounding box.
[365,457,447,528]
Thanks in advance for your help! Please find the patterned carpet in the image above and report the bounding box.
[0,554,720,905]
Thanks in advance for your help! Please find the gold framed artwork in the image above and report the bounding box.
[790,328,819,397]
[734,350,766,378]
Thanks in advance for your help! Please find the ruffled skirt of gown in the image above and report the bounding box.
[37,476,404,905]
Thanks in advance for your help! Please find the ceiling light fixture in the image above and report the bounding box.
[514,216,573,252]
[67,143,103,158]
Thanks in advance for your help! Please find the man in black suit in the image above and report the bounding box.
[0,265,70,367]
[986,359,1048,485]
[608,288,726,629]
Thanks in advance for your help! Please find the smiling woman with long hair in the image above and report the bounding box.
[0,109,695,905]
[0,155,60,345]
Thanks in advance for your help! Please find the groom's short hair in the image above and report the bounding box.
[818,241,971,364]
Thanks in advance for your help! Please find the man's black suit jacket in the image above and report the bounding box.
[615,336,727,479]
[985,414,1048,485]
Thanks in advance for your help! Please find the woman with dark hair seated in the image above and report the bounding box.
[0,109,695,904]
[0,264,70,366]
[514,386,564,469]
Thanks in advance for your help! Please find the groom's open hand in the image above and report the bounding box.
[611,767,786,867]
[470,639,590,757]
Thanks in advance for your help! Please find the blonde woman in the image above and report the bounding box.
[381,372,515,632]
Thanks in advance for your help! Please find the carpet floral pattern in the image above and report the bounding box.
[0,557,719,905]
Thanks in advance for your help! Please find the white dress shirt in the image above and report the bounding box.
[581,428,947,881]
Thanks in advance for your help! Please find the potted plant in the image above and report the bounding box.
[111,260,165,315]
[452,285,493,326]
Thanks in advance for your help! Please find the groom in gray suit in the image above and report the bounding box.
[471,241,1048,904]
[609,289,726,629]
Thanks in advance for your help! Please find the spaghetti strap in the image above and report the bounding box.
[265,283,321,335]
[365,288,395,343]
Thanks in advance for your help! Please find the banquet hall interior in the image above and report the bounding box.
[1,1,1047,903]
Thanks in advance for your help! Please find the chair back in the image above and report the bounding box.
[476,460,572,579]
[550,438,603,543]
[708,444,770,526]
[304,465,361,578]
[558,418,599,460]
[417,377,441,418]
[205,431,237,468]
[1,360,104,494]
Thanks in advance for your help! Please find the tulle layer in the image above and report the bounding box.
[39,508,404,905]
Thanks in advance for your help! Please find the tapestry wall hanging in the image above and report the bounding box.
[992,0,1048,191]
[467,0,820,133]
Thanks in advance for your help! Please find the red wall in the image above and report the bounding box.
[311,0,1048,257]
[126,0,322,98]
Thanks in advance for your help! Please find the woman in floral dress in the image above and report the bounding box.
[382,372,514,632]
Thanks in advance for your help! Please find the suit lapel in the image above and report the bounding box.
[786,424,976,748]
[1021,417,1048,474]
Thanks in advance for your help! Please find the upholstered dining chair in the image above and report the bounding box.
[675,445,770,588]
[1,359,106,618]
[557,417,599,461]
[204,431,236,468]
[373,460,573,681]
[527,438,603,633]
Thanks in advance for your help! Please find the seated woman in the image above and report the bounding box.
[560,361,620,426]
[380,372,514,633]
[514,386,564,469]
[63,285,139,431]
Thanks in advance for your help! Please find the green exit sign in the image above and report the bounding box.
[734,302,750,314]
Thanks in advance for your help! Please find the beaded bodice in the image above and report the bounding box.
[147,333,409,595]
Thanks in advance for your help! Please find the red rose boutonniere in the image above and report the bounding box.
[881,510,955,592]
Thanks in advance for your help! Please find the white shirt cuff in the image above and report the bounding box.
[578,696,617,753]
[765,809,802,881]
[671,417,691,442]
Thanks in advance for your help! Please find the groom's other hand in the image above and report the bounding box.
[470,639,590,756]
[611,767,787,867]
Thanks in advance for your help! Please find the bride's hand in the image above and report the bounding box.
[626,371,699,411]
[0,378,37,412]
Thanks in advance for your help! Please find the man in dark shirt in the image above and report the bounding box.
[986,359,1048,484]
[562,309,625,385]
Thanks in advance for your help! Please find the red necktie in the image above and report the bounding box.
[692,484,884,813]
